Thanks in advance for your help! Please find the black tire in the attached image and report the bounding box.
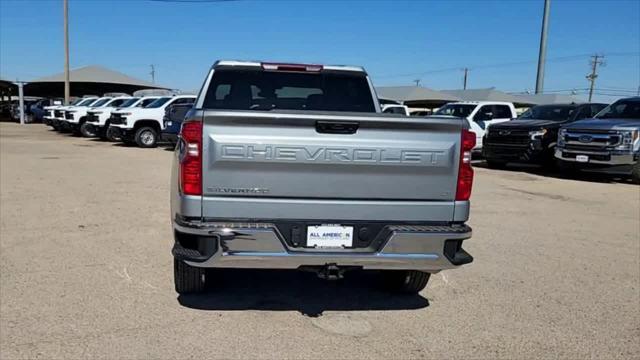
[80,122,96,137]
[72,120,85,136]
[105,127,122,142]
[97,123,109,140]
[486,160,507,169]
[135,126,158,148]
[631,161,640,184]
[174,259,206,294]
[382,270,430,294]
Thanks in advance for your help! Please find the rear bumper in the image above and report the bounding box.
[172,219,473,272]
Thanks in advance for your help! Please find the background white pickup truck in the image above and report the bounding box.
[109,95,196,147]
[433,101,517,151]
[63,97,113,135]
[80,97,133,137]
[84,96,161,139]
[48,97,98,131]
[381,104,410,116]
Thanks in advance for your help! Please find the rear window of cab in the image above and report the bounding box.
[202,69,376,113]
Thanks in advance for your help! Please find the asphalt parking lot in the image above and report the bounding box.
[1,122,639,359]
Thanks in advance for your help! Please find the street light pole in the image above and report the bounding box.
[63,0,70,104]
[535,0,551,94]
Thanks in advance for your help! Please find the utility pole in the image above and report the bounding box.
[150,65,156,84]
[463,68,468,90]
[413,79,420,87]
[535,0,551,94]
[17,81,25,125]
[63,0,70,104]
[586,54,605,102]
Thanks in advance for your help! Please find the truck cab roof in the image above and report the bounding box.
[213,60,367,74]
[448,101,515,106]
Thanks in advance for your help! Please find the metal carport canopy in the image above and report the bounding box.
[0,79,18,100]
[24,65,169,98]
[440,88,536,107]
[375,86,462,108]
[512,93,585,105]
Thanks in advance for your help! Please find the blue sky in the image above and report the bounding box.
[1,0,638,102]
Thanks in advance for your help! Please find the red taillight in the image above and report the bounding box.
[180,120,202,196]
[456,129,476,201]
[261,62,323,72]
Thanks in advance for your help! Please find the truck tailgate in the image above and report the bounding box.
[200,111,464,221]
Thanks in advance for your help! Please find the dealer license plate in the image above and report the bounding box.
[307,225,353,248]
[576,155,589,163]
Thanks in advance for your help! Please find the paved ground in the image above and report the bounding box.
[1,123,639,359]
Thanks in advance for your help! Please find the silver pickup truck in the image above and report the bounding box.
[555,97,640,183]
[170,60,476,294]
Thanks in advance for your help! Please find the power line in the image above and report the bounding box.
[604,52,640,57]
[596,88,637,93]
[374,52,639,80]
[597,85,639,91]
[149,0,240,2]
[375,66,461,79]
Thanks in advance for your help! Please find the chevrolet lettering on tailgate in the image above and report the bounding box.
[217,144,447,166]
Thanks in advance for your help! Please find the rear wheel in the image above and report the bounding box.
[174,259,206,294]
[382,270,430,294]
[80,122,96,137]
[631,161,640,184]
[135,126,158,148]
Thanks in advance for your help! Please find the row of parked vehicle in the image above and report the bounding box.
[474,98,639,183]
[37,87,640,182]
[386,98,640,183]
[42,91,196,147]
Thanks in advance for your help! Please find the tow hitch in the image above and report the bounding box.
[317,264,345,280]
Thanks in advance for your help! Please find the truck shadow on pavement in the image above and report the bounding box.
[177,269,429,317]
